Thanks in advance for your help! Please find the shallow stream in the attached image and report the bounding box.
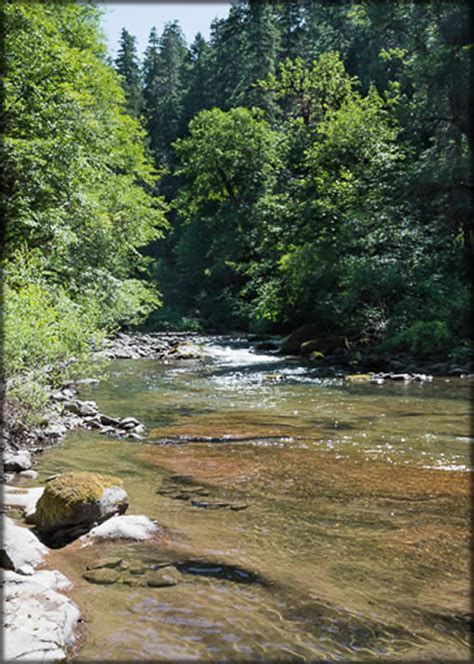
[30,337,471,660]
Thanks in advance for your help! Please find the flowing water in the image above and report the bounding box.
[29,337,471,660]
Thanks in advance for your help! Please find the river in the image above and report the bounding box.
[29,336,471,660]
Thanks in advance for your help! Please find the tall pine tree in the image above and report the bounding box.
[181,33,212,129]
[142,22,188,166]
[114,28,143,117]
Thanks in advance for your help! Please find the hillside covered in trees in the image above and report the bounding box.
[2,0,472,410]
[115,0,472,360]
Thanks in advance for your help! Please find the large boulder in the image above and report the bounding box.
[281,325,346,355]
[300,340,323,355]
[280,325,323,354]
[33,471,128,535]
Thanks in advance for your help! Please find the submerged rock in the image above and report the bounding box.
[82,568,121,585]
[82,557,182,588]
[191,499,231,509]
[87,556,129,571]
[145,566,181,588]
[34,471,128,535]
[80,514,158,542]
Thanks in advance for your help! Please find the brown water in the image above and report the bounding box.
[30,337,471,660]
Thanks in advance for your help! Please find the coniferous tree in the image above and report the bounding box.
[142,21,188,166]
[278,2,304,60]
[181,33,212,128]
[114,28,143,116]
[239,1,280,108]
[142,27,161,153]
[207,5,247,109]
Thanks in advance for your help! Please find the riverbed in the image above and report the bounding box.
[27,336,471,660]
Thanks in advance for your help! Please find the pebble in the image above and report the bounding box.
[19,469,39,480]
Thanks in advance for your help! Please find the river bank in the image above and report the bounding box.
[1,332,202,660]
[3,328,472,480]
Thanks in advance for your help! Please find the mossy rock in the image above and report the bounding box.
[34,471,128,534]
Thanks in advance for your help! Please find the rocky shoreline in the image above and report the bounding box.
[2,332,204,480]
[1,332,202,661]
[4,329,472,479]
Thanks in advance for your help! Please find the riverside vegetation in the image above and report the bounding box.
[2,1,472,424]
[1,1,472,661]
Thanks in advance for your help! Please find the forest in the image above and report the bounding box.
[2,3,472,660]
[2,0,472,405]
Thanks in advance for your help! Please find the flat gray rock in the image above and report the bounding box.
[80,514,158,542]
[3,569,80,662]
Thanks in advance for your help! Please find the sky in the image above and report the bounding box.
[100,2,231,56]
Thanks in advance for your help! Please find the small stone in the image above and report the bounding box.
[85,417,102,429]
[128,565,146,576]
[122,577,145,587]
[51,390,72,402]
[228,503,249,511]
[63,400,97,417]
[100,414,120,427]
[43,423,67,437]
[389,373,411,381]
[119,417,140,428]
[101,427,119,436]
[170,492,191,501]
[87,557,124,571]
[80,401,99,416]
[449,367,466,377]
[151,561,174,570]
[344,374,372,383]
[191,499,230,509]
[127,433,143,441]
[4,450,32,472]
[82,568,121,585]
[145,567,181,588]
[19,470,39,480]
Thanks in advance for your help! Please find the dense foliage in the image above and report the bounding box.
[3,0,472,401]
[2,1,167,392]
[132,0,471,359]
